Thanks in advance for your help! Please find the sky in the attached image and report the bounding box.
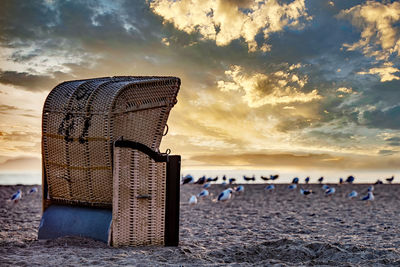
[0,0,399,174]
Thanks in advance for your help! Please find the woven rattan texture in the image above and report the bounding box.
[112,147,166,247]
[42,76,179,206]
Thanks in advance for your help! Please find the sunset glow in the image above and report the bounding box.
[0,0,399,173]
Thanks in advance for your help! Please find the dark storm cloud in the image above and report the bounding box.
[364,80,400,108]
[362,105,400,130]
[0,0,55,44]
[0,0,233,92]
[0,0,163,57]
[0,70,67,91]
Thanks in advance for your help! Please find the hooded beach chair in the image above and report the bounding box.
[38,76,181,247]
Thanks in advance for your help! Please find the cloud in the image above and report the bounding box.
[0,156,41,171]
[336,87,353,94]
[357,63,400,82]
[0,104,19,113]
[338,1,400,61]
[0,130,41,142]
[361,105,400,130]
[150,0,310,52]
[384,136,400,147]
[0,130,41,156]
[189,151,400,170]
[217,64,322,107]
[275,116,313,132]
[378,150,398,156]
[385,137,400,142]
[0,69,63,91]
[308,130,353,142]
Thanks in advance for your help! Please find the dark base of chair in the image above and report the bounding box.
[38,205,112,243]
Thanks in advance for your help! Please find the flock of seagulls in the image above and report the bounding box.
[183,174,396,205]
[8,187,38,204]
[8,174,394,205]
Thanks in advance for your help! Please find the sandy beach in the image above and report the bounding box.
[1,183,400,266]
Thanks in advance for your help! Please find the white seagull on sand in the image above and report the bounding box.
[325,187,336,196]
[322,184,330,191]
[288,184,297,190]
[29,187,38,194]
[361,192,374,203]
[203,182,211,189]
[217,188,233,202]
[300,188,313,195]
[198,189,209,198]
[189,195,197,205]
[235,185,244,193]
[265,184,275,191]
[182,175,195,185]
[348,190,358,198]
[10,189,22,203]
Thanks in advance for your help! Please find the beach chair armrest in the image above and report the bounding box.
[112,139,180,246]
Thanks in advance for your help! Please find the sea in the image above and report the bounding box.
[0,169,398,185]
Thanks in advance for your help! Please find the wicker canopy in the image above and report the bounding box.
[42,76,180,208]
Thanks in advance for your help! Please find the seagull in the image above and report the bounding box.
[265,184,275,191]
[198,189,209,198]
[235,185,244,193]
[321,184,330,190]
[217,188,233,202]
[368,185,374,192]
[270,175,279,181]
[222,175,227,181]
[346,175,355,184]
[292,177,299,184]
[10,189,22,203]
[182,175,194,185]
[189,195,197,205]
[203,182,211,189]
[195,176,206,184]
[375,179,383,185]
[348,190,358,198]
[318,177,324,184]
[260,176,270,181]
[243,175,255,182]
[300,188,313,196]
[305,177,310,184]
[325,187,336,196]
[361,191,374,204]
[207,176,218,182]
[288,184,297,190]
[339,178,344,185]
[386,176,394,184]
[29,187,38,194]
[229,178,236,184]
